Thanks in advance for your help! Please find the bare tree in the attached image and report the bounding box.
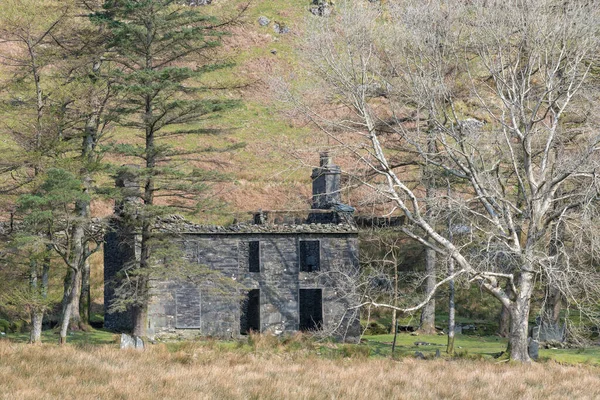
[285,0,600,362]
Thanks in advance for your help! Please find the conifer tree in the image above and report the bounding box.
[0,0,116,343]
[95,0,241,336]
[53,3,116,334]
[0,0,70,343]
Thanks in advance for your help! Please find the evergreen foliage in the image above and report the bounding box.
[93,0,242,335]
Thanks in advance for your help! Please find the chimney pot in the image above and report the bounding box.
[320,151,331,167]
[312,152,341,209]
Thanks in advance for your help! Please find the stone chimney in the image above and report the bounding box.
[311,152,341,209]
[115,165,141,215]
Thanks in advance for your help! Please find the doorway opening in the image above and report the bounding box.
[240,289,260,334]
[299,289,323,331]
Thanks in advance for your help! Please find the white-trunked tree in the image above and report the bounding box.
[289,0,600,361]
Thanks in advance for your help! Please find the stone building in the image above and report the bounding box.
[104,153,361,341]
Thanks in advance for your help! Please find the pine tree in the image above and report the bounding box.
[0,0,116,343]
[0,0,71,343]
[95,0,241,336]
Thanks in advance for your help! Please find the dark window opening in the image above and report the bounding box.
[175,285,201,329]
[300,240,320,272]
[249,241,260,272]
[299,289,323,331]
[240,289,260,335]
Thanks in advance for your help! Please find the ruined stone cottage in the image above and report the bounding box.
[104,153,361,341]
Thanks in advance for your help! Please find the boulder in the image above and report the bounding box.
[135,336,145,350]
[120,333,135,349]
[258,16,270,26]
[273,22,290,34]
[528,338,539,360]
[310,4,332,17]
[120,333,145,350]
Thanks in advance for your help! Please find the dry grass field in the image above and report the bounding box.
[1,340,600,400]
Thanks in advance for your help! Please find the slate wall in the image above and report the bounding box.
[106,231,360,342]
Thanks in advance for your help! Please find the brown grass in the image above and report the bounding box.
[1,341,599,400]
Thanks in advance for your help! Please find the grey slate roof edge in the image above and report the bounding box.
[153,214,357,234]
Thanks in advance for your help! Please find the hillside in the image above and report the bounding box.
[177,0,324,218]
[0,0,346,224]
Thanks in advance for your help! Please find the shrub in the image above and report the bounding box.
[361,321,388,335]
[455,286,502,321]
[339,344,371,359]
[247,331,281,351]
[0,319,9,334]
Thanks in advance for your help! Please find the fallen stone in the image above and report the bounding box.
[310,4,332,17]
[258,16,270,26]
[528,338,539,360]
[120,333,144,350]
[273,23,290,34]
[135,336,145,350]
[120,333,135,350]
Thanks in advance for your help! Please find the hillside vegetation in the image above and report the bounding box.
[0,0,327,219]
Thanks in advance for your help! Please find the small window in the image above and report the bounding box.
[249,241,260,272]
[300,240,320,272]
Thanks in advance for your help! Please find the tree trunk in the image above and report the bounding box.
[78,98,98,327]
[29,259,42,344]
[80,258,91,325]
[28,252,50,344]
[445,185,455,354]
[69,267,82,329]
[59,217,86,343]
[498,305,511,338]
[541,221,564,335]
[132,304,147,337]
[131,226,150,337]
[498,283,513,337]
[390,259,399,335]
[30,311,43,344]
[60,263,79,344]
[508,271,534,362]
[130,85,155,339]
[419,248,436,334]
[66,194,91,330]
[59,293,73,345]
[446,258,455,355]
[420,130,437,334]
[544,285,562,326]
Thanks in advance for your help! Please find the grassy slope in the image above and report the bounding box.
[150,0,325,219]
[0,0,324,222]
